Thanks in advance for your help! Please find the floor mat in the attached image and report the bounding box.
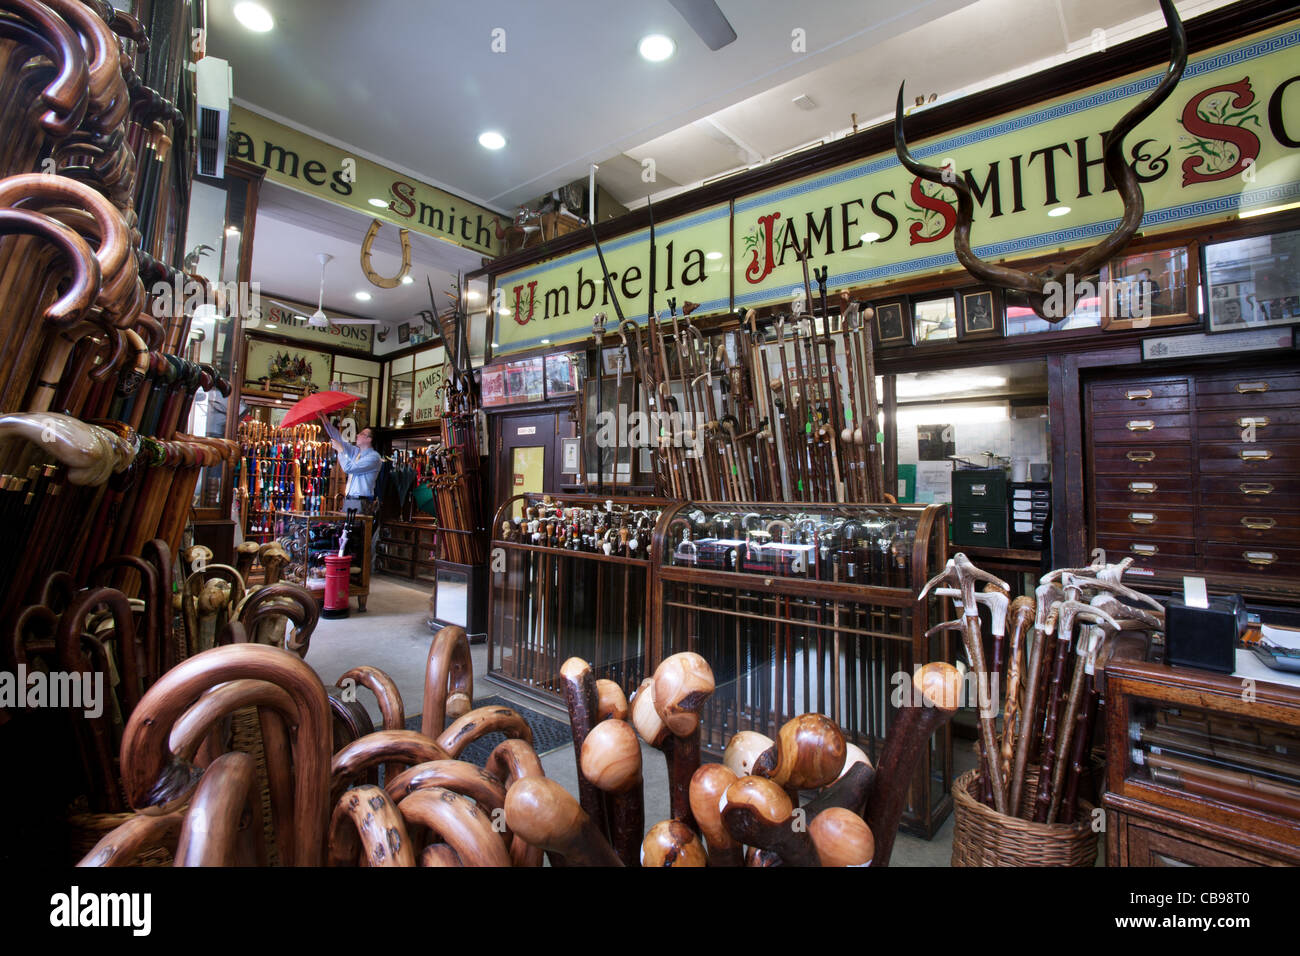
[405,695,571,767]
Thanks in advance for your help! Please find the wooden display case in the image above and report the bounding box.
[274,511,372,612]
[1103,655,1300,866]
[487,493,664,704]
[376,519,438,581]
[653,501,952,837]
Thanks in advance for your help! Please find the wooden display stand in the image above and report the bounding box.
[1103,652,1300,866]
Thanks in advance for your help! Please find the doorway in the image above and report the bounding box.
[493,412,560,522]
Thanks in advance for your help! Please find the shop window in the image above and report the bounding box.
[1204,228,1300,333]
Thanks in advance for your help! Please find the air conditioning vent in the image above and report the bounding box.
[195,57,232,179]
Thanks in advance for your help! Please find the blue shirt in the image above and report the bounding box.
[323,420,382,498]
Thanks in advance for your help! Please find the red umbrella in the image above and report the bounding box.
[279,390,359,428]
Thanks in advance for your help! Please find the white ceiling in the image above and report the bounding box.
[210,0,1231,213]
[248,181,486,335]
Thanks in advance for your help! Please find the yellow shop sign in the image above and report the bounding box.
[228,106,504,258]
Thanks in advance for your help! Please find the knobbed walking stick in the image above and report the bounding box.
[559,655,611,840]
[505,776,622,867]
[689,763,742,866]
[580,717,644,866]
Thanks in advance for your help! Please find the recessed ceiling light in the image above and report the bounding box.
[355,291,372,302]
[639,34,675,62]
[540,338,550,344]
[1048,206,1071,217]
[233,2,274,32]
[705,251,723,260]
[478,130,506,150]
[368,198,388,209]
[400,275,413,285]
[860,232,881,243]
[264,324,277,330]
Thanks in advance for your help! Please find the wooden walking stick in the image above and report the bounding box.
[328,784,415,867]
[175,750,264,867]
[641,819,707,867]
[559,655,611,840]
[689,763,742,866]
[397,787,512,867]
[720,775,821,867]
[1009,583,1061,815]
[505,776,622,867]
[1001,595,1036,789]
[580,717,644,866]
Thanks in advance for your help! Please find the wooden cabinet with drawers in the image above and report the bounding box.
[1085,361,1300,597]
[376,520,439,581]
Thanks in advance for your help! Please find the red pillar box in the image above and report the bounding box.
[323,554,352,619]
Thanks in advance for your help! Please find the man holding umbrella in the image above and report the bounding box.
[318,412,382,514]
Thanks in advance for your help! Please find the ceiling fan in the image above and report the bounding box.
[667,0,736,50]
[247,252,389,330]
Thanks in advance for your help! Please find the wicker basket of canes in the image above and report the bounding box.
[950,768,1098,867]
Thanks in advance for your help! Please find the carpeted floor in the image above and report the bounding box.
[403,695,570,767]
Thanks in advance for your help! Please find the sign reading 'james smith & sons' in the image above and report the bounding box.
[491,22,1300,355]
[228,106,504,259]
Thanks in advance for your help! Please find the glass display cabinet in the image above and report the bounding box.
[487,493,666,700]
[1103,651,1300,866]
[652,501,952,836]
[274,511,372,611]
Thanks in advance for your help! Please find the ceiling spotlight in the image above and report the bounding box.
[225,225,240,235]
[355,291,372,302]
[860,232,881,243]
[264,324,277,330]
[400,275,413,284]
[491,342,499,348]
[540,338,550,344]
[233,2,274,32]
[1048,206,1072,217]
[638,34,675,62]
[368,198,389,208]
[478,130,506,150]
[705,251,723,260]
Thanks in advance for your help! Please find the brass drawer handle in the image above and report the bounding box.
[1127,450,1155,463]
[1241,516,1277,530]
[1126,388,1153,400]
[1239,482,1274,496]
[1236,381,1269,393]
[1131,543,1159,556]
[1128,481,1158,494]
[1244,551,1277,565]
[1127,420,1155,431]
[1239,449,1273,461]
[1128,512,1156,525]
[1237,416,1269,428]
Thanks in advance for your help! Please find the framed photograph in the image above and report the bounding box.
[503,357,545,404]
[1204,229,1300,333]
[601,345,632,375]
[957,288,1003,340]
[397,323,411,344]
[545,351,586,399]
[872,298,912,348]
[911,293,958,344]
[561,437,582,474]
[480,365,508,407]
[1101,245,1198,331]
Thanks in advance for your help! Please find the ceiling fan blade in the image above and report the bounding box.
[327,317,385,325]
[667,0,737,51]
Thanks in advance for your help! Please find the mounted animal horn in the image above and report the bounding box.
[893,0,1186,320]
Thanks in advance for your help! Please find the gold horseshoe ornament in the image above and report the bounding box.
[360,218,412,289]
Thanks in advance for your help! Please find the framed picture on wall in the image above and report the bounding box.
[956,288,1003,340]
[1204,229,1300,333]
[561,437,582,474]
[545,351,586,399]
[1101,245,1198,331]
[911,293,958,344]
[398,323,411,344]
[872,298,912,347]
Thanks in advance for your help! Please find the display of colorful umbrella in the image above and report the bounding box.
[278,390,360,428]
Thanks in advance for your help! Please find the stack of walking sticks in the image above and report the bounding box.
[551,651,964,866]
[617,285,885,504]
[920,552,1164,823]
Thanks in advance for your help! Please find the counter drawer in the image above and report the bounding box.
[1196,407,1300,443]
[1198,441,1300,475]
[1092,413,1191,444]
[1199,475,1300,508]
[1093,534,1198,573]
[1201,509,1300,543]
[1093,444,1193,476]
[1094,504,1195,538]
[1094,475,1194,507]
[1200,542,1300,578]
[1089,380,1189,409]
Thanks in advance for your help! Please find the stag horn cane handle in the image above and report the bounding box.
[328,785,416,867]
[0,413,135,484]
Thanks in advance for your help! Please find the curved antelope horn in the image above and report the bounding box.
[894,0,1185,316]
[120,643,332,866]
[398,787,511,867]
[328,785,415,867]
[174,751,262,866]
[0,0,90,134]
